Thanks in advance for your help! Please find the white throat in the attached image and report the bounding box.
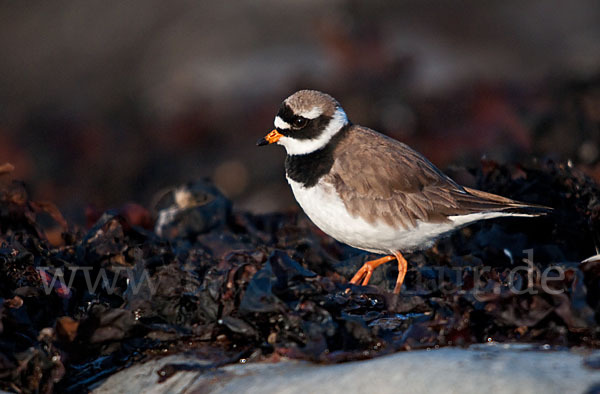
[276,107,348,155]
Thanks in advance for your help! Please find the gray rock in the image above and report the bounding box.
[93,344,600,394]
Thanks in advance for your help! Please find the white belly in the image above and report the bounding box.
[287,178,426,253]
[287,177,520,254]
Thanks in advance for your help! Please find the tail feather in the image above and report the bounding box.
[461,187,553,216]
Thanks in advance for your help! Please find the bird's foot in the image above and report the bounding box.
[345,252,408,294]
[347,255,395,292]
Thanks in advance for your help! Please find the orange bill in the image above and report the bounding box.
[256,129,283,146]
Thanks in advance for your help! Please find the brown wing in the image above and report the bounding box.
[325,126,547,229]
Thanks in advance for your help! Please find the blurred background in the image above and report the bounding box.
[1,0,599,224]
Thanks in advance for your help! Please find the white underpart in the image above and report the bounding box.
[276,107,348,155]
[274,116,290,130]
[298,106,323,119]
[288,178,538,254]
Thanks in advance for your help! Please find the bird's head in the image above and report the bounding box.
[257,90,349,155]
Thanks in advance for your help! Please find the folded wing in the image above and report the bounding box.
[326,126,551,229]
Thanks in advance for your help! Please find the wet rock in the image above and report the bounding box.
[0,160,600,392]
[153,180,232,239]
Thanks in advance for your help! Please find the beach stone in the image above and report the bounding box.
[93,344,600,394]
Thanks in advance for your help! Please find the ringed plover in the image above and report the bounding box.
[257,90,551,294]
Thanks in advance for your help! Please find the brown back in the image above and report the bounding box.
[324,126,546,229]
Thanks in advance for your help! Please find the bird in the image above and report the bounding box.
[257,90,551,294]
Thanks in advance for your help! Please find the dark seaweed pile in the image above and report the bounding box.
[1,159,600,393]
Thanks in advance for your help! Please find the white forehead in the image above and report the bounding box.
[274,116,290,130]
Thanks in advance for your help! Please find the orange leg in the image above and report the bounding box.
[349,255,395,287]
[347,252,408,294]
[393,251,408,294]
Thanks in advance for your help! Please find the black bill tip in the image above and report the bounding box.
[256,137,269,146]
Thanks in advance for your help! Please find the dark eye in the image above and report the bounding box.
[292,116,307,129]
